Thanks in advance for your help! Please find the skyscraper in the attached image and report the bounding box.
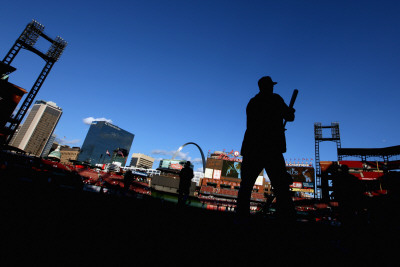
[77,121,134,166]
[129,153,155,169]
[10,100,62,156]
[41,133,56,157]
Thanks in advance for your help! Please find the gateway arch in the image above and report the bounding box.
[172,142,206,173]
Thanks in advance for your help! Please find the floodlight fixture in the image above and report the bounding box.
[46,36,68,62]
[18,19,45,47]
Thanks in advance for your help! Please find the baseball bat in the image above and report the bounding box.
[283,89,298,128]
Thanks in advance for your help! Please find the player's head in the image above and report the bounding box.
[185,161,191,167]
[258,76,277,94]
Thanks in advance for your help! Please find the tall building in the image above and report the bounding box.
[10,100,62,156]
[45,142,79,164]
[60,146,80,164]
[129,153,155,169]
[8,125,21,146]
[77,121,134,166]
[111,148,129,166]
[41,133,56,157]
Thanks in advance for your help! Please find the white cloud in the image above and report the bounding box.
[175,151,189,160]
[150,149,190,160]
[55,136,81,145]
[151,149,170,155]
[191,158,203,164]
[83,117,113,125]
[64,139,81,145]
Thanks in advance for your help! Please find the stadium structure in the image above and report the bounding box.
[198,150,267,211]
[315,122,400,201]
[142,159,198,197]
[198,150,315,212]
[0,20,67,145]
[320,146,400,202]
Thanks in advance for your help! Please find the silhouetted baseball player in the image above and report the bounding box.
[237,76,296,221]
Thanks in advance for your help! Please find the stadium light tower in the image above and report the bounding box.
[2,19,67,144]
[314,122,342,199]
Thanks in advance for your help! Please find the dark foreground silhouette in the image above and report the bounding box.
[1,173,399,266]
[237,76,296,220]
[1,144,399,265]
[177,161,193,208]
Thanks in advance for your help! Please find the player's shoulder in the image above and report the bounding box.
[272,94,286,105]
[272,93,284,101]
[249,92,266,102]
[247,95,258,106]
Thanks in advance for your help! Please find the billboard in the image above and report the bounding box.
[221,160,241,179]
[159,159,186,170]
[206,158,223,170]
[205,155,265,182]
[286,166,315,189]
[204,168,213,178]
[213,170,221,179]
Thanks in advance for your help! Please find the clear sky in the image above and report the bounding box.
[1,0,399,172]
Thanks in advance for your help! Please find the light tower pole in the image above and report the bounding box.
[2,20,67,144]
[314,122,341,199]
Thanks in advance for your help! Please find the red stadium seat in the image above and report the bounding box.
[361,171,384,180]
[339,161,364,169]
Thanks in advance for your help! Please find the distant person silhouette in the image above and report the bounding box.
[237,76,296,221]
[333,165,364,225]
[124,170,134,194]
[178,161,194,208]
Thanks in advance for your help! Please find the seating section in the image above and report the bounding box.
[200,185,266,202]
[345,171,385,181]
[339,161,364,169]
[351,173,363,180]
[77,169,99,179]
[219,189,238,197]
[200,186,214,194]
[251,192,265,201]
[361,171,384,180]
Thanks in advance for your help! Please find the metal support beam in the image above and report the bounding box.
[2,19,67,144]
[2,41,23,65]
[314,122,342,200]
[6,61,54,143]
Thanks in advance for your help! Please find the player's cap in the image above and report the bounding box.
[258,76,277,85]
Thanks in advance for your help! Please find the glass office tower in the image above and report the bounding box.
[77,121,134,166]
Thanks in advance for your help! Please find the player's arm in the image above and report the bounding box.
[280,96,295,122]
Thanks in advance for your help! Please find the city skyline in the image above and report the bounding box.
[2,1,399,172]
[10,100,62,156]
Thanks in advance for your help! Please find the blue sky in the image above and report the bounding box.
[2,0,399,172]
